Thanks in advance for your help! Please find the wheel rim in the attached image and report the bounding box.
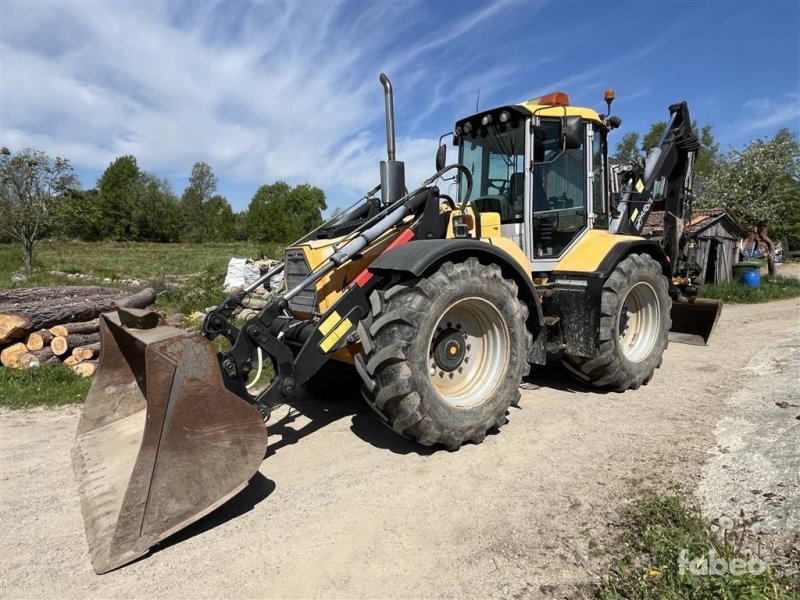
[427,297,510,408]
[618,282,660,363]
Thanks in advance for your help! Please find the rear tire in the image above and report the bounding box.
[355,258,530,450]
[562,253,670,391]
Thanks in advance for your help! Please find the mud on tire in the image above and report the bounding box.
[562,253,670,391]
[354,258,531,450]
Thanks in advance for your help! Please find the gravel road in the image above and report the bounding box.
[1,289,798,598]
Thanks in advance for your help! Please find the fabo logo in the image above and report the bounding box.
[678,549,767,576]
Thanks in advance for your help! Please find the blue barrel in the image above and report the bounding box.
[741,269,761,288]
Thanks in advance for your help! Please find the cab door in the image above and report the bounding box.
[527,119,593,271]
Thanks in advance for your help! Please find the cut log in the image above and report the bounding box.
[49,325,68,337]
[51,332,101,358]
[0,287,122,313]
[63,319,99,335]
[72,342,100,361]
[51,336,69,356]
[66,332,100,349]
[30,347,61,367]
[72,362,96,378]
[63,355,82,367]
[25,330,54,352]
[21,287,157,332]
[0,313,31,344]
[18,353,40,369]
[1,342,29,368]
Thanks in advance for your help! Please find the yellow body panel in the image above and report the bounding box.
[484,235,534,280]
[553,230,642,273]
[478,211,502,238]
[287,226,405,318]
[517,102,604,124]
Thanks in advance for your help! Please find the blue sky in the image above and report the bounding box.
[2,0,799,214]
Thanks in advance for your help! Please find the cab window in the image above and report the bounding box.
[459,121,525,224]
[532,119,587,258]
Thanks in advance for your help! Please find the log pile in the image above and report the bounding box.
[0,287,156,377]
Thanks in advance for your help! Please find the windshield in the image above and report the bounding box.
[459,121,526,223]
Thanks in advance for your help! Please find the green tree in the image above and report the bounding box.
[697,128,800,269]
[0,147,79,274]
[96,155,141,239]
[56,188,104,241]
[181,161,217,241]
[642,121,667,153]
[245,181,326,243]
[129,174,183,242]
[204,194,237,241]
[614,132,641,164]
[694,124,720,180]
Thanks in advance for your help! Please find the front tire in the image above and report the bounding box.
[355,259,530,450]
[562,253,670,391]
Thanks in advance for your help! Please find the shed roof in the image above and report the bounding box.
[642,208,746,238]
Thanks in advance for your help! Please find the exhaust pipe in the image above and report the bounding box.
[379,73,405,205]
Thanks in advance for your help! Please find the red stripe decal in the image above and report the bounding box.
[353,228,416,287]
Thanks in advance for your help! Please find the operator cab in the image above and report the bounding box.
[453,93,611,271]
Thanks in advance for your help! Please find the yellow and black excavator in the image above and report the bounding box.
[73,74,721,573]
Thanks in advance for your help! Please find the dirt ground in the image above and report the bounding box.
[1,271,798,599]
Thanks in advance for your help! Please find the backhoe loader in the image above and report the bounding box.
[73,74,722,573]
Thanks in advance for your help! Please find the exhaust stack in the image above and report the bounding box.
[379,73,405,204]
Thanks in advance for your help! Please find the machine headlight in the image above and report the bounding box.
[462,122,473,134]
[498,111,510,123]
[480,114,492,126]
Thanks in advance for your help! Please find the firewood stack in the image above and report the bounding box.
[0,287,157,377]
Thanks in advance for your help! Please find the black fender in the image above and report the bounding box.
[597,239,671,279]
[369,239,545,364]
[370,239,542,324]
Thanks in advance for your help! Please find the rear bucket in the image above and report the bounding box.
[72,310,267,574]
[669,298,723,346]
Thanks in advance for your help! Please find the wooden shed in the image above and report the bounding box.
[642,208,746,284]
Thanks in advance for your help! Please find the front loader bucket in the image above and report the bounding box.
[72,310,267,574]
[669,298,723,345]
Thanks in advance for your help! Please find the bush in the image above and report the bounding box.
[154,265,229,315]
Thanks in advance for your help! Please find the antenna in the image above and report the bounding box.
[475,89,480,112]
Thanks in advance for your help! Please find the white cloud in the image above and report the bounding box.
[740,93,800,133]
[0,0,519,208]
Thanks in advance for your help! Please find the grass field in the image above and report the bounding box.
[702,275,800,303]
[0,365,92,407]
[1,240,286,315]
[0,241,281,288]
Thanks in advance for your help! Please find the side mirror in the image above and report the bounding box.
[562,116,583,150]
[435,144,447,171]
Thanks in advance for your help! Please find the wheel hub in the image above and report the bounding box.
[432,329,467,372]
[427,297,510,409]
[617,282,660,363]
